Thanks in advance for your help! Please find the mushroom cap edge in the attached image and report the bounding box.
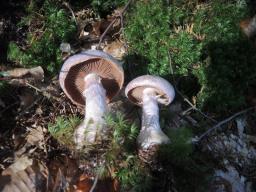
[125,75,175,106]
[59,50,124,107]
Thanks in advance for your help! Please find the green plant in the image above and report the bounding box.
[159,127,193,164]
[90,0,127,17]
[190,1,255,113]
[7,0,76,75]
[102,113,151,190]
[48,116,81,147]
[158,127,213,192]
[125,0,170,76]
[79,112,152,191]
[125,0,254,114]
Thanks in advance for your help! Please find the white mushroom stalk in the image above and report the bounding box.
[125,75,175,152]
[74,73,107,148]
[138,88,170,149]
[59,50,124,149]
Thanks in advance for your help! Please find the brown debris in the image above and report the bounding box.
[103,39,126,59]
[0,158,48,192]
[74,174,119,192]
[3,66,44,86]
[240,15,256,38]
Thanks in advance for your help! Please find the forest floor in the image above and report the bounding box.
[0,1,256,192]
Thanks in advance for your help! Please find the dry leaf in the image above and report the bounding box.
[74,174,119,192]
[26,126,45,148]
[9,156,33,173]
[0,159,48,192]
[7,66,44,80]
[47,156,79,191]
[91,16,120,37]
[103,40,126,59]
[19,90,35,109]
[6,66,44,86]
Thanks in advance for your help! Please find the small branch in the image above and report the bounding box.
[176,88,217,123]
[96,0,133,49]
[89,174,99,192]
[63,2,77,26]
[167,50,217,124]
[97,18,118,49]
[26,82,59,101]
[26,82,42,93]
[197,106,256,142]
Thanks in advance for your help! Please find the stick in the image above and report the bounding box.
[96,0,133,49]
[26,82,42,93]
[26,82,59,101]
[89,173,99,192]
[167,50,217,123]
[63,2,77,26]
[175,87,218,123]
[197,106,256,141]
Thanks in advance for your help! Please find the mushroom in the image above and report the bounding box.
[59,50,124,148]
[125,75,175,150]
[240,15,256,38]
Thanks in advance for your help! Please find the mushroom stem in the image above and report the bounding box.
[74,73,107,148]
[138,88,170,149]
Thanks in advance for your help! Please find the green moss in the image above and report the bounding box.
[158,127,213,192]
[169,32,202,75]
[159,127,193,165]
[125,0,170,76]
[125,0,254,114]
[90,0,127,17]
[7,0,76,75]
[48,116,81,147]
[103,113,150,190]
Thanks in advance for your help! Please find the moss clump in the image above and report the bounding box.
[100,113,151,191]
[90,0,128,17]
[7,0,76,75]
[161,127,193,163]
[191,1,254,112]
[48,116,81,147]
[158,127,213,192]
[125,0,170,75]
[125,0,254,114]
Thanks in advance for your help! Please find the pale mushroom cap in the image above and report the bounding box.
[125,75,175,106]
[59,50,124,107]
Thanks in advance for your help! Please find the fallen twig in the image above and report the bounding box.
[97,0,132,49]
[26,82,59,101]
[89,174,99,192]
[179,89,217,123]
[63,2,77,26]
[197,106,256,142]
[167,50,217,123]
[26,82,42,93]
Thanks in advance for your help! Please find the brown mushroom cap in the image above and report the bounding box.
[59,50,124,107]
[125,75,175,106]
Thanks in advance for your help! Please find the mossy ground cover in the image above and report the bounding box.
[125,0,256,114]
[7,0,76,75]
[1,0,255,191]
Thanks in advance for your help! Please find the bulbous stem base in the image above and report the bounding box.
[138,88,170,149]
[74,73,107,149]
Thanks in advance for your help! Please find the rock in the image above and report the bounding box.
[211,165,246,192]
